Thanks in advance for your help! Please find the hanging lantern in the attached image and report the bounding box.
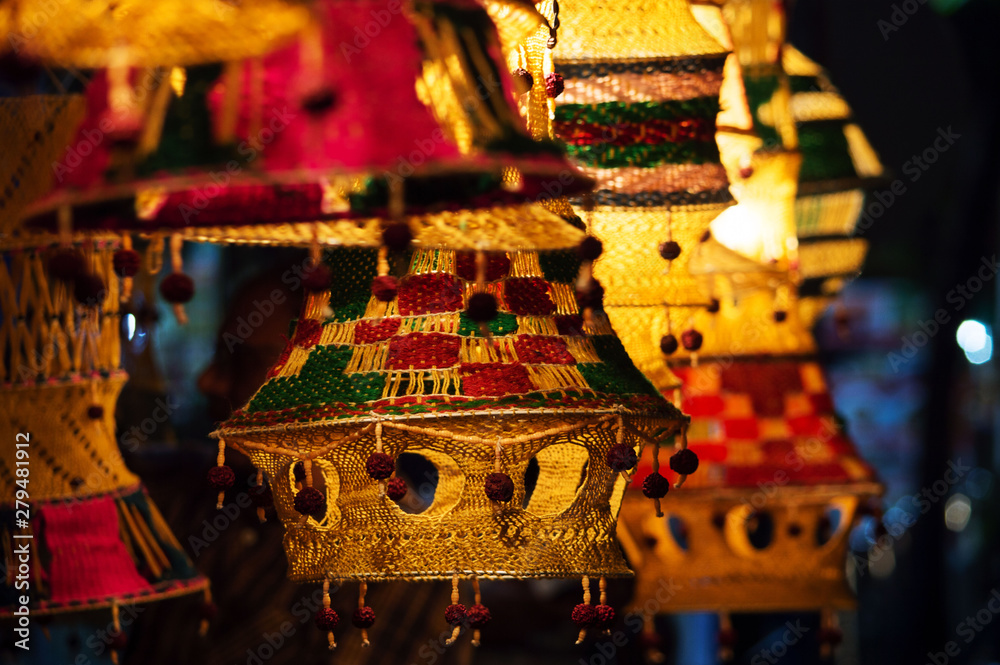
[781,45,883,330]
[211,244,687,648]
[551,0,736,395]
[1,0,312,68]
[0,237,209,659]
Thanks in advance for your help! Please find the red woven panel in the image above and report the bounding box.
[387,333,461,370]
[761,440,795,464]
[503,278,555,316]
[455,252,511,282]
[787,415,832,438]
[397,273,464,315]
[721,363,803,416]
[681,394,725,417]
[293,319,323,349]
[723,418,758,439]
[554,315,585,336]
[39,497,151,604]
[513,336,575,365]
[355,318,401,344]
[460,363,533,397]
[808,392,834,414]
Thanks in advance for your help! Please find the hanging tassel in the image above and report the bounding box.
[199,586,216,636]
[641,613,665,664]
[671,426,696,489]
[353,581,374,647]
[718,611,736,662]
[595,577,614,636]
[444,574,464,646]
[819,608,842,658]
[315,577,338,650]
[547,0,560,48]
[468,575,491,647]
[207,439,235,509]
[110,600,126,664]
[572,576,592,644]
[160,234,194,325]
[252,468,270,523]
[644,439,667,517]
[114,234,140,303]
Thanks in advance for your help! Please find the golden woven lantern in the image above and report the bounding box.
[211,243,690,648]
[0,236,209,660]
[550,0,737,395]
[782,45,883,329]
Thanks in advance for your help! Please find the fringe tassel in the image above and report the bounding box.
[651,439,663,517]
[575,576,591,644]
[215,440,227,509]
[445,574,461,646]
[323,578,337,650]
[358,581,371,648]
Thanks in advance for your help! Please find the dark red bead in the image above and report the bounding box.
[467,292,498,323]
[659,241,681,260]
[577,236,603,261]
[73,273,107,306]
[512,68,533,95]
[386,477,407,501]
[706,298,720,313]
[594,604,615,628]
[315,608,339,630]
[159,272,194,304]
[718,627,737,648]
[48,249,87,282]
[571,603,597,627]
[660,334,678,355]
[108,630,128,651]
[302,263,332,293]
[467,604,491,628]
[294,486,326,516]
[773,310,787,322]
[86,405,104,420]
[669,449,699,475]
[381,223,413,252]
[301,86,337,115]
[352,606,376,628]
[200,602,219,621]
[207,465,236,490]
[366,452,395,480]
[606,443,638,472]
[575,279,604,311]
[642,472,670,498]
[700,230,712,242]
[819,627,843,646]
[112,249,141,277]
[739,165,754,179]
[445,603,467,626]
[371,275,398,302]
[484,472,514,502]
[545,72,565,98]
[250,483,273,508]
[680,329,703,351]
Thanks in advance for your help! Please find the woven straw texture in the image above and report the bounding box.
[217,246,685,582]
[1,240,121,384]
[3,0,311,68]
[178,203,585,251]
[0,95,87,235]
[617,357,879,612]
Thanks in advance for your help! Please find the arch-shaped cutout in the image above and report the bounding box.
[524,443,589,517]
[723,504,774,557]
[395,449,464,518]
[287,459,340,528]
[667,515,690,551]
[746,510,774,550]
[521,456,540,509]
[816,503,844,546]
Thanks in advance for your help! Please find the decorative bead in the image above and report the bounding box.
[200,602,219,621]
[294,486,326,516]
[109,630,128,651]
[386,477,407,501]
[250,483,273,508]
[642,472,670,498]
[73,273,107,306]
[571,603,597,627]
[113,249,141,277]
[293,461,306,482]
[86,405,104,420]
[101,108,143,147]
[659,241,681,260]
[680,329,703,351]
[739,165,754,179]
[700,230,712,243]
[512,68,533,95]
[819,626,843,646]
[659,334,678,355]
[669,449,699,475]
[444,603,467,626]
[48,249,87,282]
[467,292,498,323]
[706,298,720,313]
[302,263,332,293]
[484,472,514,502]
[467,604,491,628]
[575,279,604,311]
[594,604,615,628]
[773,310,787,322]
[545,72,565,98]
[718,627,737,648]
[787,523,803,537]
[300,87,337,115]
[159,272,194,304]
[365,452,394,480]
[577,236,603,261]
[382,223,413,252]
[606,443,637,472]
[315,608,339,630]
[207,466,236,490]
[371,275,398,302]
[352,606,376,628]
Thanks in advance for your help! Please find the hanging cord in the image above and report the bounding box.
[445,574,462,645]
[673,425,691,489]
[575,576,591,644]
[357,582,371,647]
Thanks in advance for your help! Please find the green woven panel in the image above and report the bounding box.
[457,311,519,336]
[539,249,581,285]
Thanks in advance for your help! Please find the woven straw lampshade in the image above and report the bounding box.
[0,237,208,654]
[1,0,312,68]
[549,0,737,395]
[18,0,591,245]
[212,244,688,647]
[782,45,883,329]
